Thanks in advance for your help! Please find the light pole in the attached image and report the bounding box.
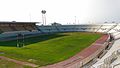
[41,10,46,25]
[73,16,76,25]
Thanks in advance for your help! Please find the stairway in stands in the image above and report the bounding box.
[95,25,103,32]
[36,26,43,33]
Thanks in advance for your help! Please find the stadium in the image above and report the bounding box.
[0,21,120,68]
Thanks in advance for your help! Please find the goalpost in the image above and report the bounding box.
[17,33,25,47]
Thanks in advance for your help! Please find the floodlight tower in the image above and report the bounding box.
[41,10,46,25]
[73,16,76,25]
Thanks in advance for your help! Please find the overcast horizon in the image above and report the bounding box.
[0,0,120,25]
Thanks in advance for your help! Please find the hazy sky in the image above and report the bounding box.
[0,0,120,25]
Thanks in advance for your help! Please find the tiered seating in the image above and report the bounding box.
[0,21,39,33]
[38,25,96,33]
[0,25,38,33]
[56,25,76,32]
[24,26,34,31]
[97,24,114,33]
[31,25,38,30]
[0,26,13,32]
[87,25,101,32]
[106,24,118,33]
[93,49,120,68]
[13,26,26,31]
[38,25,103,33]
[107,24,120,39]
[39,26,58,33]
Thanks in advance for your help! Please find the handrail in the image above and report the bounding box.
[113,62,120,68]
[95,49,120,68]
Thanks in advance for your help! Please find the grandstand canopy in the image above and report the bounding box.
[0,21,39,24]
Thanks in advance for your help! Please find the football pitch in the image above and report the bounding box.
[0,32,102,67]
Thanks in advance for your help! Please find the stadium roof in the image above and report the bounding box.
[0,21,39,24]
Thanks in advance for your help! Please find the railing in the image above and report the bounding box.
[105,24,118,33]
[95,25,103,32]
[94,49,120,68]
[113,62,120,68]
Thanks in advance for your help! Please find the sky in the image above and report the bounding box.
[0,0,120,25]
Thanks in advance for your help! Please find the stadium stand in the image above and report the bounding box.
[38,24,103,33]
[0,21,41,41]
[0,21,38,32]
[90,24,120,68]
[96,24,114,33]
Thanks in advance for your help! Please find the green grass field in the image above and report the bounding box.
[0,32,102,67]
[0,59,32,68]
